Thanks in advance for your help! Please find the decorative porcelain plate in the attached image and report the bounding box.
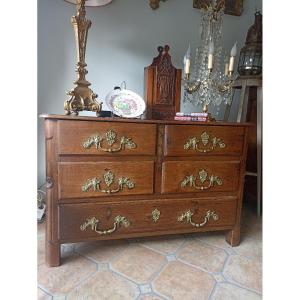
[105,89,146,118]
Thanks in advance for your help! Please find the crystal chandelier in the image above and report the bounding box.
[183,0,237,121]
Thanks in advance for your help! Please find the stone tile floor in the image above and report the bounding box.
[38,204,262,300]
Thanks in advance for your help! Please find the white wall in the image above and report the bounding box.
[38,0,262,186]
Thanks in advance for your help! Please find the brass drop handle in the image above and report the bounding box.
[181,169,223,191]
[80,215,130,235]
[83,130,136,153]
[184,131,226,153]
[178,210,219,228]
[82,170,135,194]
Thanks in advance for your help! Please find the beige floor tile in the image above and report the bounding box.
[111,244,166,284]
[224,255,262,293]
[153,261,215,300]
[196,232,232,250]
[234,236,262,260]
[75,239,128,263]
[212,282,261,300]
[38,288,52,300]
[38,252,97,295]
[138,294,165,300]
[68,270,139,300]
[177,239,227,273]
[140,235,184,254]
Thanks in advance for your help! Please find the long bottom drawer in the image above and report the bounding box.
[59,198,237,241]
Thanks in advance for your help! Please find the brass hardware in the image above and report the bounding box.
[181,169,223,190]
[80,215,130,235]
[64,0,102,116]
[184,131,226,153]
[178,210,219,228]
[82,170,135,194]
[152,208,161,223]
[83,130,136,153]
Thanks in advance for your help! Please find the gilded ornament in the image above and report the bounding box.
[184,131,226,153]
[181,169,222,191]
[178,210,219,228]
[152,208,161,222]
[106,130,117,146]
[64,0,102,116]
[82,130,136,153]
[201,131,209,146]
[82,169,135,194]
[104,170,114,187]
[80,215,130,235]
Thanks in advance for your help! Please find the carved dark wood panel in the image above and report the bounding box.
[144,45,181,120]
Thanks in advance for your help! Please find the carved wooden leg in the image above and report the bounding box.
[46,240,61,267]
[225,226,241,247]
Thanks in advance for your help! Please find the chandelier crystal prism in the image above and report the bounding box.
[183,0,237,121]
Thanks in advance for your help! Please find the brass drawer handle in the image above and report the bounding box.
[184,131,226,153]
[82,169,135,194]
[181,169,222,190]
[178,210,219,227]
[83,130,136,153]
[80,215,130,235]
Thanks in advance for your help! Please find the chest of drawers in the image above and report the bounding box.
[41,114,250,267]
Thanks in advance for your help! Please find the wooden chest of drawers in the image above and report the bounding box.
[42,114,250,267]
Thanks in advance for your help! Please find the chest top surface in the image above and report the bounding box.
[40,114,252,127]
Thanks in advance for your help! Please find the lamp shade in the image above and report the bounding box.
[65,0,112,6]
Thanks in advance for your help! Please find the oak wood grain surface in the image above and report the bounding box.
[59,198,237,241]
[58,120,157,156]
[58,161,155,199]
[164,125,245,156]
[161,160,240,194]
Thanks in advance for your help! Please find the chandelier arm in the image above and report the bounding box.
[216,78,234,93]
[184,80,203,94]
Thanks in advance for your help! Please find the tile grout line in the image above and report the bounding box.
[195,237,238,255]
[53,251,100,299]
[175,256,225,276]
[138,237,185,256]
[150,260,173,300]
[221,276,262,296]
[37,284,54,299]
[207,280,218,300]
[222,253,262,295]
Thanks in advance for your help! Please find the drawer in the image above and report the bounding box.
[164,125,245,156]
[58,198,237,241]
[57,120,157,156]
[161,161,240,194]
[58,161,154,199]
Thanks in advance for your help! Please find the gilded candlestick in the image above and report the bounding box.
[64,0,102,116]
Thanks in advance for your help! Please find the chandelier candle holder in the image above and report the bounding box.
[64,0,102,116]
[182,0,237,122]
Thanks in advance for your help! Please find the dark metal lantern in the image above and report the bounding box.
[238,11,262,76]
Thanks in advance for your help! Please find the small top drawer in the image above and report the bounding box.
[57,120,157,156]
[164,125,245,156]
